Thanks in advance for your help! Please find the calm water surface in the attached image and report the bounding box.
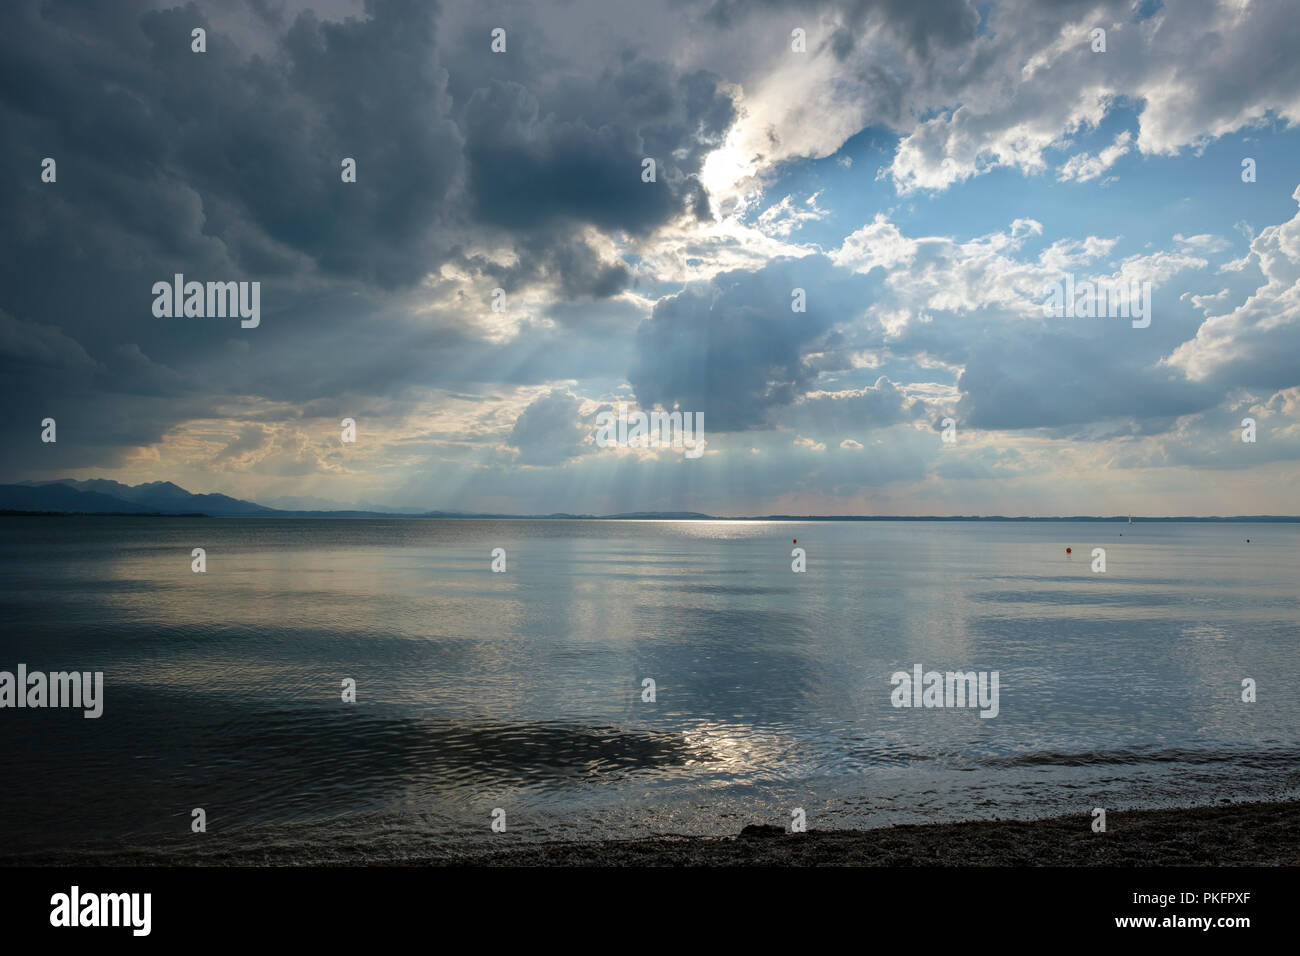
[1,517,1296,862]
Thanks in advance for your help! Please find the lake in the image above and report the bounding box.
[0,516,1296,862]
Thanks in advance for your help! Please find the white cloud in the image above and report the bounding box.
[886,0,1300,195]
[834,212,1202,327]
[1057,130,1133,182]
[1164,184,1300,385]
[755,192,830,237]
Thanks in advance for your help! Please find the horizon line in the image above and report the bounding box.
[3,509,1299,522]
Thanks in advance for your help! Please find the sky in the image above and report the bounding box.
[2,0,1299,516]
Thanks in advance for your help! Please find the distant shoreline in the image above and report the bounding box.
[6,479,1300,521]
[2,510,1299,522]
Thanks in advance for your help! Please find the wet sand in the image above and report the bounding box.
[423,800,1300,866]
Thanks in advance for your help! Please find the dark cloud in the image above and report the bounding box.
[462,64,729,238]
[0,0,466,289]
[955,328,1219,432]
[506,389,589,465]
[461,232,633,302]
[703,0,979,62]
[0,0,730,301]
[629,256,863,430]
[0,0,739,475]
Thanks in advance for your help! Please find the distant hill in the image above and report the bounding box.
[3,480,274,516]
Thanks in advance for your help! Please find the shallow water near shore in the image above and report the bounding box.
[1,516,1297,863]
